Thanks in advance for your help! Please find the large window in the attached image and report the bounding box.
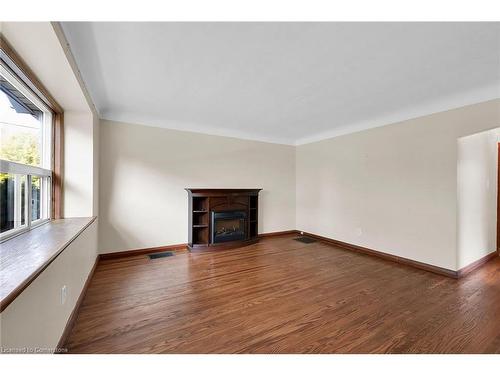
[0,47,54,241]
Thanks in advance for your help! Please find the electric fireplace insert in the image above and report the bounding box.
[211,210,247,243]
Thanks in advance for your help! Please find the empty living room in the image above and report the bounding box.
[1,1,500,372]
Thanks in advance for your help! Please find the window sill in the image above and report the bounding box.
[0,219,51,244]
[0,217,96,312]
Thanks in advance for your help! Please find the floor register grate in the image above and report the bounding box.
[294,237,317,244]
[148,251,175,259]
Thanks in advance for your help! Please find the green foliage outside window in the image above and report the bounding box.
[0,132,40,183]
[0,132,40,165]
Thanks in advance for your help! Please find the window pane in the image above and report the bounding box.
[30,175,50,222]
[31,175,41,221]
[0,71,48,168]
[0,173,27,234]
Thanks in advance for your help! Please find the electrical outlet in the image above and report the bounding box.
[61,285,67,305]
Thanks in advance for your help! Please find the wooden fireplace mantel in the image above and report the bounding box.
[185,188,262,251]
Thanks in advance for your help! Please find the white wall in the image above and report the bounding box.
[0,221,98,352]
[296,100,500,271]
[63,111,98,217]
[93,113,100,216]
[99,119,296,253]
[457,127,499,268]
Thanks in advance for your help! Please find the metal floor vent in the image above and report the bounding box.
[294,237,317,244]
[148,251,175,259]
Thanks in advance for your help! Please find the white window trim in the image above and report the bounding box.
[0,166,52,243]
[0,160,51,177]
[0,62,53,169]
[0,57,53,243]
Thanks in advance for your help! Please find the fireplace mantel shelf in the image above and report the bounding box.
[185,188,262,196]
[186,188,262,251]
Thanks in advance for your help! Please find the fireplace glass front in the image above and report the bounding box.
[211,211,247,243]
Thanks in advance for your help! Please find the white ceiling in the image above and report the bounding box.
[61,22,500,145]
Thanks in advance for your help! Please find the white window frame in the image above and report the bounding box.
[0,60,53,242]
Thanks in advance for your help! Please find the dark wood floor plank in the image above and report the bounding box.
[64,235,500,353]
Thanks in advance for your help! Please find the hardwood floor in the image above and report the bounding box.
[65,235,500,353]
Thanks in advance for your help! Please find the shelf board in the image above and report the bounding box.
[193,224,208,228]
[193,210,208,213]
[250,207,257,210]
[250,220,257,223]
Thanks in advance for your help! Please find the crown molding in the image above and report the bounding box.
[100,111,296,146]
[294,85,500,145]
[100,85,499,147]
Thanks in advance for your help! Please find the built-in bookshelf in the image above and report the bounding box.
[249,195,258,239]
[191,196,209,246]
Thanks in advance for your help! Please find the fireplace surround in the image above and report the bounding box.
[185,188,261,251]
